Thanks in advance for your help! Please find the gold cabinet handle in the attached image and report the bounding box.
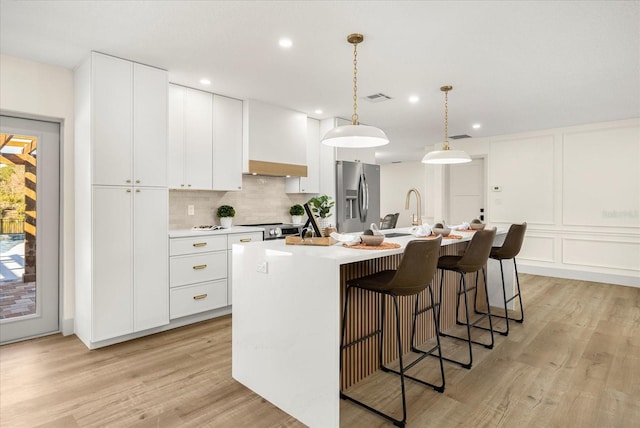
[136,179,141,184]
[193,242,207,247]
[240,238,252,242]
[126,189,131,193]
[126,179,131,183]
[193,294,208,300]
[192,264,207,270]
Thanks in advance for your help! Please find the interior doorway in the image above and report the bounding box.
[447,158,485,225]
[0,115,60,344]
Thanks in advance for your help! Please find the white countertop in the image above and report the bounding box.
[233,227,497,265]
[169,226,265,238]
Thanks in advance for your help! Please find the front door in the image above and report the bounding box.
[0,115,60,343]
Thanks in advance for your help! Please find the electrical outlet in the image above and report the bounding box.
[188,205,195,215]
[256,261,268,274]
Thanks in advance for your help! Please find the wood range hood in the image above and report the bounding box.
[246,160,307,177]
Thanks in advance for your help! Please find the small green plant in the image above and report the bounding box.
[289,204,304,216]
[307,195,334,219]
[216,205,236,218]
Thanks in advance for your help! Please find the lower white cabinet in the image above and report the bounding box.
[91,186,169,342]
[169,231,263,318]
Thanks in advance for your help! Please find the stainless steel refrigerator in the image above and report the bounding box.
[336,161,380,233]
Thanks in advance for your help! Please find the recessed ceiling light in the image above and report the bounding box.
[315,109,323,115]
[408,95,419,103]
[472,123,481,129]
[200,79,211,85]
[279,38,293,48]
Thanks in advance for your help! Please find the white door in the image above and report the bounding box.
[448,158,485,225]
[0,115,60,343]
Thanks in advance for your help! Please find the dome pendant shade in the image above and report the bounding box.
[421,148,472,164]
[322,124,389,148]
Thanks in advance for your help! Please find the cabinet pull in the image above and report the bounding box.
[136,179,141,184]
[193,242,207,247]
[240,238,252,242]
[193,294,208,300]
[193,264,207,270]
[126,189,131,193]
[126,179,131,183]
[135,189,141,193]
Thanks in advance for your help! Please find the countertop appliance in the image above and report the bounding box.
[336,161,380,233]
[239,222,302,240]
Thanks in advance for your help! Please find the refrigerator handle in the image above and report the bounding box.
[359,171,368,222]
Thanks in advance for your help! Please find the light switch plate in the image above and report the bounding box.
[188,205,195,215]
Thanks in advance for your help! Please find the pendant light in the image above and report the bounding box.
[322,33,389,148]
[422,85,471,164]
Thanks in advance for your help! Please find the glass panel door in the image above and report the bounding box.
[0,116,59,343]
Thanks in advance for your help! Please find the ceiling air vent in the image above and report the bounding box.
[364,93,392,103]
[449,134,471,140]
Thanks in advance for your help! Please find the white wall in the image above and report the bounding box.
[0,55,75,332]
[380,162,427,228]
[422,118,640,287]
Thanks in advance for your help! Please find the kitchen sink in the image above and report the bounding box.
[383,232,411,238]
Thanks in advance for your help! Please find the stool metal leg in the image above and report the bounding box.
[341,292,408,427]
[474,258,525,335]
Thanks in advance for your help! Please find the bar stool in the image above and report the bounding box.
[436,228,496,369]
[340,238,444,428]
[474,222,527,336]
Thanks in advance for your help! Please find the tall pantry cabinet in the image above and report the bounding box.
[75,52,169,348]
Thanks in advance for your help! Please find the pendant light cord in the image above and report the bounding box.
[352,42,359,125]
[442,86,451,150]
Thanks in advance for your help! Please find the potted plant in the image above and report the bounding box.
[217,205,235,228]
[289,204,305,225]
[307,195,335,234]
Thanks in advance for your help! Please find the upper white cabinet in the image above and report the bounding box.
[168,85,243,190]
[243,99,308,176]
[286,118,320,193]
[213,95,243,191]
[168,84,213,190]
[92,53,167,186]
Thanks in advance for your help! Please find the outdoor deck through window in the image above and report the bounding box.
[0,133,36,319]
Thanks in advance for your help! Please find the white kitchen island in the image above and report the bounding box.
[232,228,509,427]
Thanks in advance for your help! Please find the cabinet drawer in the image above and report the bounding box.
[170,235,227,256]
[170,280,227,319]
[170,252,227,287]
[227,232,263,249]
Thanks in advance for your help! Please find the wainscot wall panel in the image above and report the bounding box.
[489,135,555,225]
[562,236,640,272]
[562,125,640,228]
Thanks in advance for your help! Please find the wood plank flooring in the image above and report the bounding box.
[1,274,638,427]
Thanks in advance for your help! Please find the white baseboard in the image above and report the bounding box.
[61,318,74,336]
[519,265,639,288]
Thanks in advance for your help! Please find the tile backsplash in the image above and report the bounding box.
[169,175,312,230]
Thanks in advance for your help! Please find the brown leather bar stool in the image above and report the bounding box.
[340,238,445,428]
[474,222,527,336]
[436,228,496,369]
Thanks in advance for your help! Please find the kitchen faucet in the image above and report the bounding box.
[405,188,422,226]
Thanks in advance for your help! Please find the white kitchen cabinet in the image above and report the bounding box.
[168,84,213,189]
[286,118,320,193]
[92,186,169,341]
[243,99,308,176]
[168,231,263,317]
[226,232,263,305]
[169,234,228,319]
[92,53,168,187]
[74,52,169,348]
[213,95,243,191]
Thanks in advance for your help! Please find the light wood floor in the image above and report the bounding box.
[1,274,638,427]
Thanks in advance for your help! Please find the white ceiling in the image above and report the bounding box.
[1,0,639,163]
